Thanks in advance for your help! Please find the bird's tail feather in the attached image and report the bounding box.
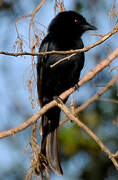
[41,107,63,175]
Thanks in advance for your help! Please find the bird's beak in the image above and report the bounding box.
[82,22,97,31]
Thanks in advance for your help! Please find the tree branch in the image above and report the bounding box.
[0,47,118,138]
[15,0,47,48]
[60,73,118,126]
[56,99,118,171]
[0,24,118,57]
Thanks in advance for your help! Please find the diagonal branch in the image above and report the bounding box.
[0,47,118,138]
[56,99,118,171]
[60,73,118,126]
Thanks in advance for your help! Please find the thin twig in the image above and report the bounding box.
[15,0,47,49]
[50,24,118,67]
[98,98,118,104]
[28,0,47,48]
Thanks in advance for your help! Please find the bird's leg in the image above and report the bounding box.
[53,96,64,104]
[74,83,80,90]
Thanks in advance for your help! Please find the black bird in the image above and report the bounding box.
[37,11,96,175]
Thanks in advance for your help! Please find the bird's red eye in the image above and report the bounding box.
[75,19,79,24]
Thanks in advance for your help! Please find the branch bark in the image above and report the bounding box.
[56,99,118,171]
[0,47,118,138]
[60,72,118,126]
[0,24,118,57]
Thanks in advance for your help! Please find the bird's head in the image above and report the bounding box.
[48,11,97,38]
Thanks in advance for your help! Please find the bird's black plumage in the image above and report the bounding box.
[37,10,96,175]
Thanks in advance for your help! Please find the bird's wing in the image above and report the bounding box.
[37,39,63,175]
[37,40,49,107]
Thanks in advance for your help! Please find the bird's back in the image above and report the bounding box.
[37,33,85,105]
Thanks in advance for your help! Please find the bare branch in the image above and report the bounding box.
[56,99,118,171]
[0,24,118,58]
[15,0,47,49]
[0,47,118,138]
[60,73,118,126]
[98,98,118,104]
[50,24,118,67]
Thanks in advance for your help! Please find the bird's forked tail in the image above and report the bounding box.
[40,107,63,175]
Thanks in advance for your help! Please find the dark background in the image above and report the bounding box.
[0,0,118,179]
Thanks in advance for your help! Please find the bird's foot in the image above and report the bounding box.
[74,83,80,90]
[53,96,63,104]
